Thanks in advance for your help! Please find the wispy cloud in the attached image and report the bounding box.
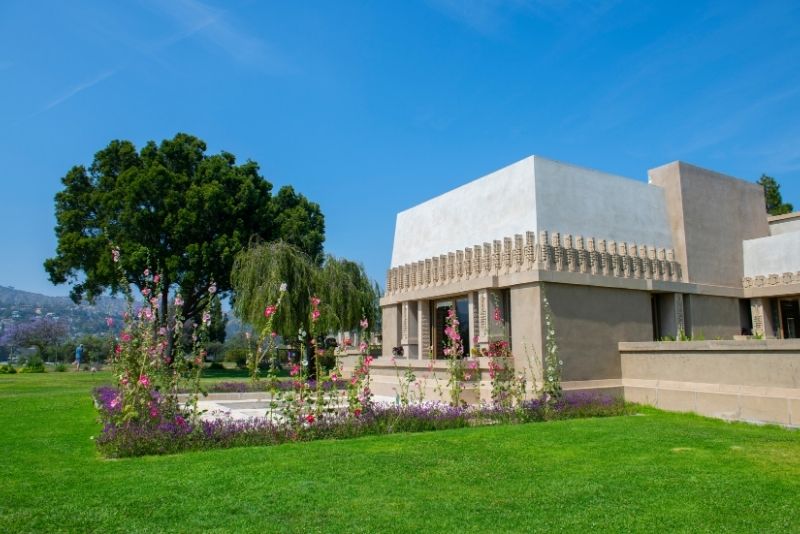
[142,0,283,70]
[33,69,117,116]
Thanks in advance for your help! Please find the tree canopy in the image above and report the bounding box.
[231,240,379,337]
[757,175,794,216]
[44,133,325,328]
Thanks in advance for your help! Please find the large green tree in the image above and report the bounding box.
[45,133,325,330]
[757,175,794,216]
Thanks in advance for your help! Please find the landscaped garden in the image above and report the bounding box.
[0,371,798,532]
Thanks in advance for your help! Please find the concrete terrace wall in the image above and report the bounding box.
[620,340,800,426]
[391,156,673,267]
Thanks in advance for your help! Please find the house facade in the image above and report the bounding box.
[380,156,800,395]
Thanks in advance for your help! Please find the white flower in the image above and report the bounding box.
[279,282,287,292]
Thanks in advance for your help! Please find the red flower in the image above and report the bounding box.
[354,408,362,417]
[305,414,315,424]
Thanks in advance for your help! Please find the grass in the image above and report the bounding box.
[1,373,799,533]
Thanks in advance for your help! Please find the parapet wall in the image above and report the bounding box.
[385,229,682,297]
[620,340,800,426]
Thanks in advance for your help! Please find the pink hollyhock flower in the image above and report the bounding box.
[111,247,120,263]
[144,269,150,277]
[330,373,338,381]
[354,408,362,417]
[290,364,301,377]
[149,407,159,418]
[153,274,160,284]
[360,318,369,330]
[114,344,121,354]
[365,356,374,365]
[138,375,151,388]
[494,308,502,322]
[109,397,120,409]
[310,296,321,307]
[468,360,478,370]
[202,311,211,325]
[141,287,151,297]
[120,332,132,343]
[120,376,129,386]
[174,295,184,307]
[359,341,368,353]
[305,414,315,423]
[271,331,277,338]
[263,305,276,318]
[344,338,352,346]
[311,309,321,322]
[158,327,167,336]
[175,415,187,427]
[150,297,158,307]
[208,282,217,294]
[105,317,114,327]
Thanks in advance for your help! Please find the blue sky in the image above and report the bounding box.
[1,0,799,296]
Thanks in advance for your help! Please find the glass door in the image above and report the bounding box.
[780,299,799,339]
[433,297,471,358]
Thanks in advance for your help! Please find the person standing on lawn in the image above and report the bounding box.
[74,344,84,370]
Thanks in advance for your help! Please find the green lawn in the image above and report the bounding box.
[1,373,799,533]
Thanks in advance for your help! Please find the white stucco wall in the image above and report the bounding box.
[769,215,800,236]
[743,232,800,276]
[532,158,673,249]
[390,156,674,267]
[391,157,537,266]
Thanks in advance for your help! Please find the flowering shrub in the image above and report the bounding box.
[93,387,628,458]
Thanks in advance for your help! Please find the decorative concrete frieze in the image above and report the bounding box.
[483,243,492,273]
[743,271,800,289]
[472,245,482,277]
[539,230,551,270]
[502,237,513,273]
[384,229,684,296]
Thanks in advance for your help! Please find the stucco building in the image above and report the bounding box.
[380,156,800,396]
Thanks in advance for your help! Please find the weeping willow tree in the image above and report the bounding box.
[231,240,380,336]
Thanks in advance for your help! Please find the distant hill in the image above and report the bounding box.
[0,285,128,338]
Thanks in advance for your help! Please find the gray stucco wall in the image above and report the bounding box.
[685,294,741,339]
[649,161,770,288]
[544,283,654,382]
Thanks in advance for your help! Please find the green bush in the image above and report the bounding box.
[0,364,17,374]
[54,363,68,372]
[207,361,226,371]
[20,361,46,373]
[224,348,249,369]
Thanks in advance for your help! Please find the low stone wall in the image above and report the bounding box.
[619,340,800,426]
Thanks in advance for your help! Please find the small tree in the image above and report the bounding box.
[231,240,379,337]
[0,317,69,362]
[758,175,794,216]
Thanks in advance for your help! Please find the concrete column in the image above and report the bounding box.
[381,304,402,357]
[476,289,490,346]
[750,298,776,338]
[510,283,544,392]
[468,292,477,350]
[401,301,419,358]
[417,300,430,360]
